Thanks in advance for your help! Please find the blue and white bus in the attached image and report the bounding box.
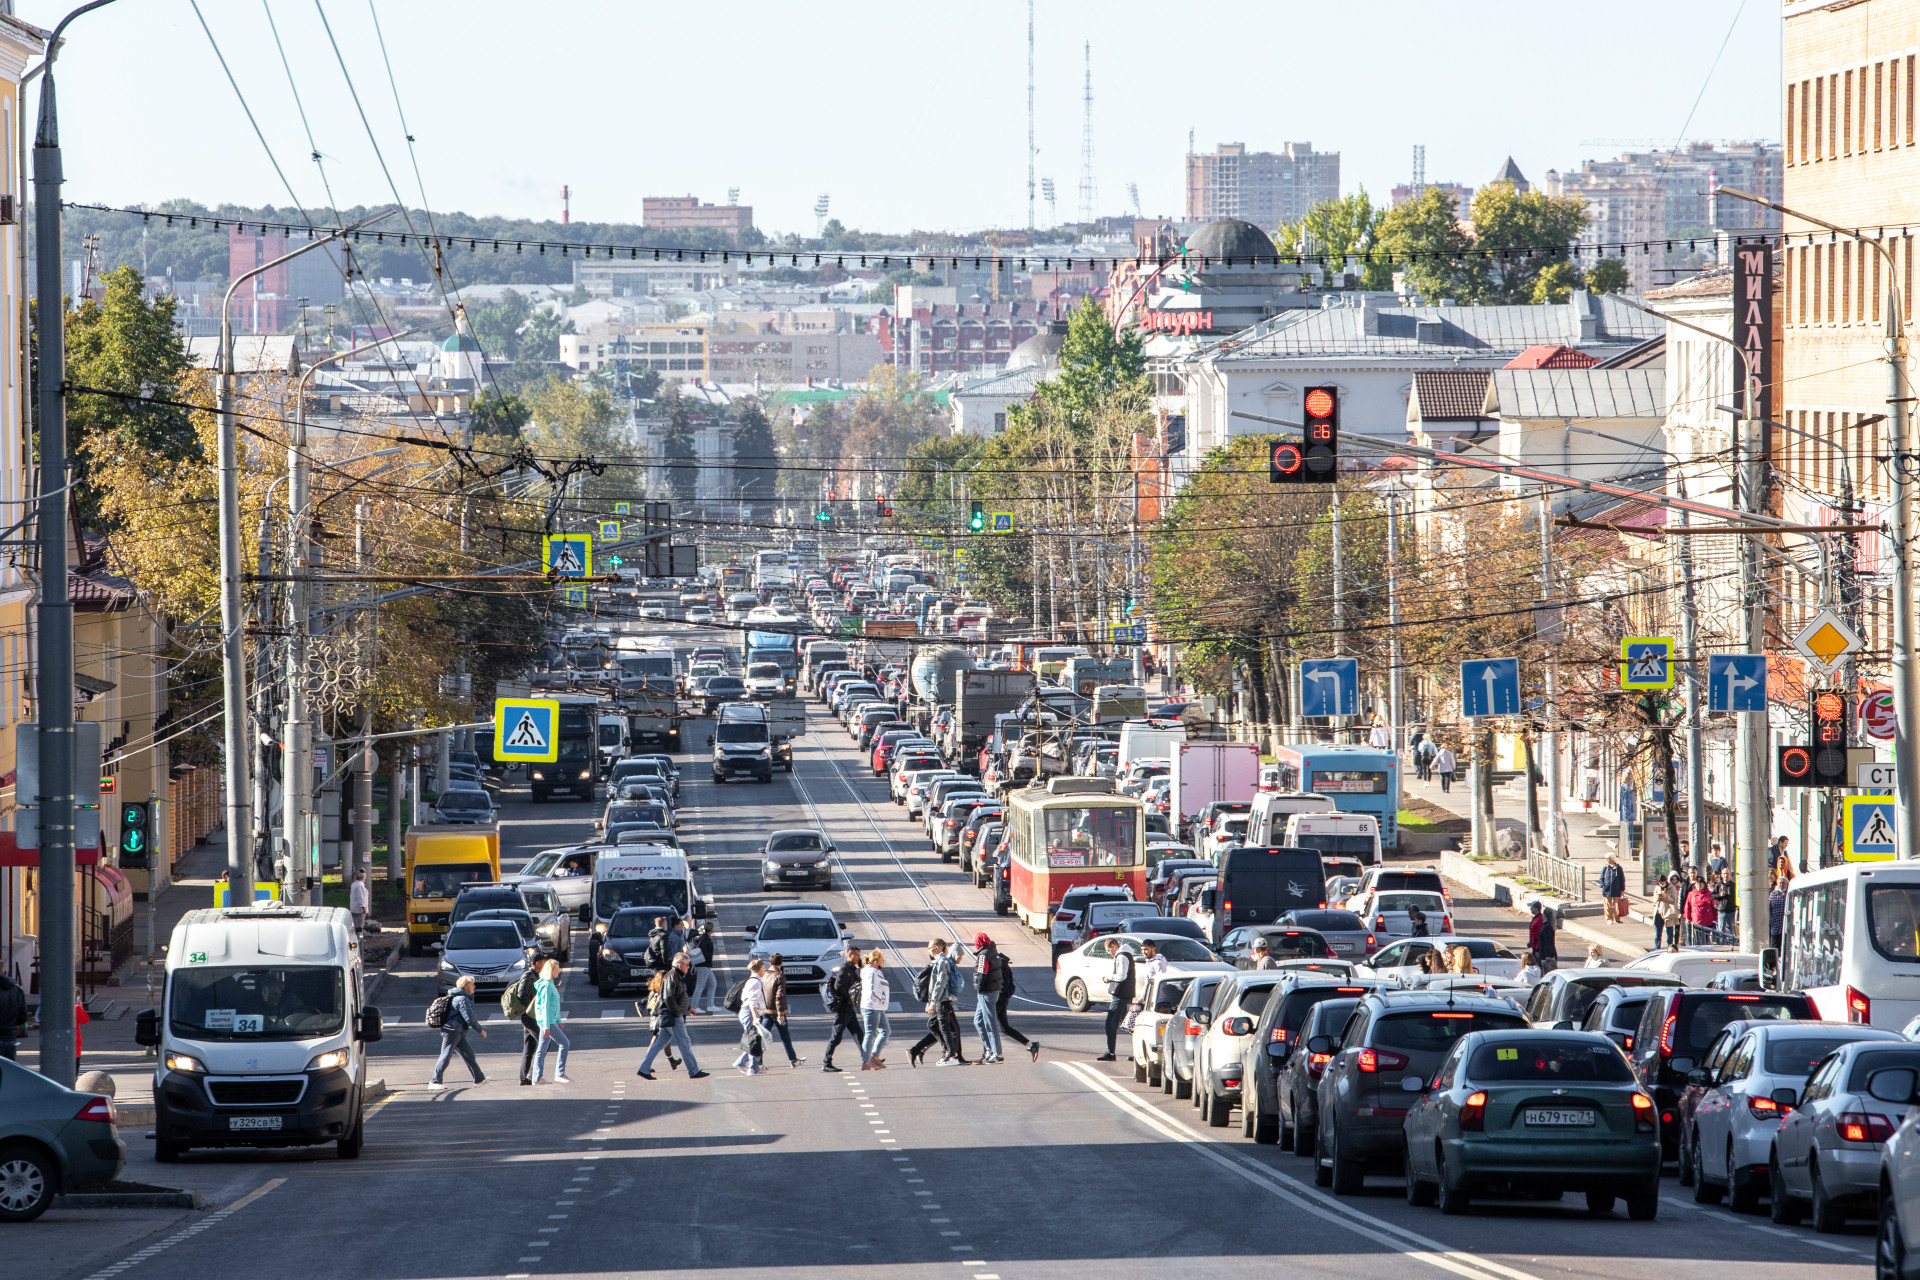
[1262,743,1402,850]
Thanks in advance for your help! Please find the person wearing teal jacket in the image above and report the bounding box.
[531,959,572,1085]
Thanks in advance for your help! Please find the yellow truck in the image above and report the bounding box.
[405,824,501,956]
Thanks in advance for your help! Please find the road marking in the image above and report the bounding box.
[1057,1061,1546,1280]
[221,1177,287,1214]
[77,1178,286,1280]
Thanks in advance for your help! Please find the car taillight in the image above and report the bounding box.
[1840,1112,1896,1143]
[1357,1047,1408,1073]
[1748,1095,1789,1120]
[1623,1035,1634,1051]
[75,1096,114,1124]
[1631,1092,1655,1133]
[1459,1091,1487,1131]
[1658,993,1684,1056]
[1374,915,1387,931]
[1439,916,1452,934]
[1365,934,1376,950]
[1308,1053,1331,1072]
[1055,913,1074,923]
[1847,987,1872,1024]
[1270,1027,1289,1045]
[1184,1017,1205,1036]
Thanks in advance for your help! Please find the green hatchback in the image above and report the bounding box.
[1402,1030,1660,1219]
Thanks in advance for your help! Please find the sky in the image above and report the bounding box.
[39,0,1780,237]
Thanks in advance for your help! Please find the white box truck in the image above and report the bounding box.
[135,903,382,1161]
[1170,741,1261,831]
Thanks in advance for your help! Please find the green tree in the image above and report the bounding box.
[1275,190,1391,289]
[1373,186,1481,303]
[661,386,698,505]
[61,264,199,521]
[1470,182,1591,304]
[731,398,778,506]
[522,376,630,501]
[1585,258,1631,295]
[844,365,943,473]
[1016,295,1147,435]
[472,387,531,436]
[1529,260,1582,305]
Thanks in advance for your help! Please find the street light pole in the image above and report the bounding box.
[1719,187,1917,876]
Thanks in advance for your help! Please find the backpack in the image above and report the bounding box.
[501,977,531,1020]
[425,992,457,1030]
[722,978,749,1014]
[646,932,672,970]
[995,952,1016,996]
[911,964,933,1004]
[945,962,964,1000]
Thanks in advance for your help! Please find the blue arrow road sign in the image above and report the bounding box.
[1299,658,1358,717]
[1461,658,1521,718]
[1708,653,1768,713]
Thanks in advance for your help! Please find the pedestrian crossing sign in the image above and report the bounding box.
[614,502,631,515]
[1619,636,1676,690]
[992,512,1013,532]
[564,588,586,607]
[543,533,593,578]
[598,520,621,541]
[494,698,561,763]
[1844,795,1898,861]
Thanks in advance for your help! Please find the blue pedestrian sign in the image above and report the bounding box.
[543,533,593,578]
[1299,658,1358,717]
[1461,658,1521,718]
[598,520,621,541]
[1108,623,1145,643]
[614,502,631,515]
[1708,653,1768,713]
[494,698,560,764]
[1845,795,1898,861]
[1620,636,1676,690]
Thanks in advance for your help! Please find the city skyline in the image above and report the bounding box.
[43,0,1778,237]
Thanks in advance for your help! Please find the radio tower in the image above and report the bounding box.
[1027,0,1036,230]
[1077,42,1097,225]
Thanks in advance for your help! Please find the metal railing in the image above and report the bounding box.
[1525,849,1589,902]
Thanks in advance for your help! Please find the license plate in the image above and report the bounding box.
[229,1115,283,1131]
[784,869,811,877]
[1523,1108,1595,1127]
[1333,943,1353,952]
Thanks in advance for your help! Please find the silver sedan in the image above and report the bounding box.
[1770,1039,1920,1231]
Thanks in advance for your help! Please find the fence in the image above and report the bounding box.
[1526,848,1589,902]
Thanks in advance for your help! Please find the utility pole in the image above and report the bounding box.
[1386,490,1404,757]
[1330,485,1344,741]
[1537,487,1562,860]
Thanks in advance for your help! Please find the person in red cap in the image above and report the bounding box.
[970,933,1006,1063]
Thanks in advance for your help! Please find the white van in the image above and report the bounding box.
[135,904,382,1161]
[584,849,707,985]
[1248,790,1335,846]
[1776,862,1920,1027]
[1282,811,1382,865]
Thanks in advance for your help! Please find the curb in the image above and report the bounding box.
[1439,850,1646,963]
[54,1182,200,1211]
[364,936,406,1006]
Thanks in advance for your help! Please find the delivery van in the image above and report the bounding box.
[584,849,709,986]
[405,824,501,955]
[135,904,383,1161]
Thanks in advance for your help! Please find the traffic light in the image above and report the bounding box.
[1269,437,1306,483]
[876,495,892,518]
[1777,744,1816,788]
[968,501,985,532]
[1810,689,1851,785]
[118,800,151,868]
[1302,385,1338,482]
[815,506,832,524]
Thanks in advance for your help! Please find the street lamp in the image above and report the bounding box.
[1718,185,1919,870]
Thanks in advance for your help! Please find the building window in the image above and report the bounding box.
[1877,61,1886,149]
[1831,75,1840,156]
[993,412,1006,432]
[1845,69,1854,154]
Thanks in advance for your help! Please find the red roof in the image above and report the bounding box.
[1506,344,1598,369]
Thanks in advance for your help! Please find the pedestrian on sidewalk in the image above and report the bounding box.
[1096,936,1135,1063]
[1654,875,1681,949]
[1708,842,1728,876]
[1527,901,1559,972]
[859,950,891,1069]
[1711,870,1735,934]
[991,948,1037,1061]
[971,933,1005,1063]
[1683,876,1718,945]
[429,976,486,1088]
[0,971,24,1061]
[1584,944,1606,968]
[1434,745,1457,793]
[73,1001,88,1074]
[690,921,718,1013]
[349,871,369,936]
[1417,738,1437,782]
[763,955,804,1067]
[531,959,571,1085]
[908,939,966,1066]
[636,954,707,1080]
[506,965,540,1086]
[1599,855,1627,924]
[823,945,866,1072]
[733,958,771,1075]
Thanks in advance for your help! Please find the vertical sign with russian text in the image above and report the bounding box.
[1732,238,1772,425]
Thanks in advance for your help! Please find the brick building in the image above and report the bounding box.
[227,227,345,333]
[876,299,1045,377]
[641,196,754,241]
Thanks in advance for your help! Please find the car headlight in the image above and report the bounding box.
[164,1052,206,1074]
[306,1049,349,1072]
[531,770,545,780]
[439,960,456,972]
[579,770,592,780]
[594,921,608,934]
[766,861,781,872]
[536,923,558,938]
[814,859,830,869]
[601,946,617,960]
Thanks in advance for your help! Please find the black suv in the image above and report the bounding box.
[1312,992,1528,1194]
[1238,976,1377,1145]
[593,908,666,997]
[1627,988,1816,1162]
[1579,984,1671,1054]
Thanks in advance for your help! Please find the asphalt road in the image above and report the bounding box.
[34,680,1872,1280]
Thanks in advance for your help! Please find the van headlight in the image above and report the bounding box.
[164,1052,206,1074]
[307,1049,349,1072]
[531,770,545,780]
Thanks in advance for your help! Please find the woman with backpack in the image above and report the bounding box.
[859,949,891,1069]
[732,958,771,1075]
[531,959,571,1085]
[971,933,1005,1064]
[506,967,540,1086]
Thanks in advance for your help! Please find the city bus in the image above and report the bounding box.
[755,548,793,591]
[1004,776,1146,931]
[1264,743,1401,850]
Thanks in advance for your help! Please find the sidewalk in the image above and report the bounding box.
[1400,762,1665,959]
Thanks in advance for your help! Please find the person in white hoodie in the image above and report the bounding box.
[859,950,891,1070]
[733,959,770,1076]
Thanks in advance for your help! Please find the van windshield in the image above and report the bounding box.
[717,723,768,743]
[413,863,492,899]
[170,966,345,1041]
[595,879,689,918]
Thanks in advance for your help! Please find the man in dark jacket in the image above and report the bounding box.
[1599,855,1627,923]
[971,933,1005,1063]
[1097,936,1135,1062]
[636,955,707,1080]
[646,917,674,975]
[1527,901,1559,972]
[509,967,540,1086]
[763,955,803,1067]
[822,944,866,1072]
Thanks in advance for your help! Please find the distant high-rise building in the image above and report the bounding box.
[1390,181,1474,218]
[1185,142,1340,232]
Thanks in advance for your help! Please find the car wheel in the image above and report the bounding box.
[1810,1155,1847,1234]
[1198,1083,1211,1122]
[1770,1153,1805,1226]
[1134,1055,1148,1084]
[1879,1192,1907,1280]
[1064,978,1089,1014]
[1691,1134,1724,1204]
[1436,1151,1470,1216]
[0,1145,56,1222]
[1160,1058,1173,1094]
[1677,1127,1696,1186]
[1585,1191,1617,1215]
[153,1139,186,1163]
[1626,1180,1660,1221]
[1729,1142,1763,1215]
[337,1110,364,1159]
[1253,1106,1280,1146]
[1313,1126,1334,1188]
[1329,1132,1364,1195]
[1148,1058,1163,1089]
[1240,1095,1255,1137]
[597,980,616,999]
[1405,1141,1437,1206]
[995,900,1009,917]
[1174,1070,1193,1101]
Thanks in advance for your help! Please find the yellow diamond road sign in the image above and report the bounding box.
[1791,608,1862,674]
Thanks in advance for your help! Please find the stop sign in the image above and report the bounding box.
[1862,690,1898,741]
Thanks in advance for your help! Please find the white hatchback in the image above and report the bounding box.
[1052,933,1226,1013]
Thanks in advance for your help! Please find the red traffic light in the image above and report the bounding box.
[1269,441,1305,482]
[1305,387,1336,419]
[1777,744,1815,787]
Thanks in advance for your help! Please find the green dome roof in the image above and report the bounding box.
[442,332,482,352]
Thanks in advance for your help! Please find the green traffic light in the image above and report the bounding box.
[123,830,145,853]
[816,509,832,523]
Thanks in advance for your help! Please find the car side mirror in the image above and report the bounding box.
[135,1008,160,1048]
[1552,1020,1575,1031]
[1760,947,1779,989]
[1306,1035,1333,1055]
[577,905,592,923]
[693,900,710,920]
[1770,1087,1799,1111]
[1867,1068,1920,1106]
[1225,1016,1254,1037]
[1687,1068,1710,1087]
[358,1007,384,1043]
[430,942,445,953]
